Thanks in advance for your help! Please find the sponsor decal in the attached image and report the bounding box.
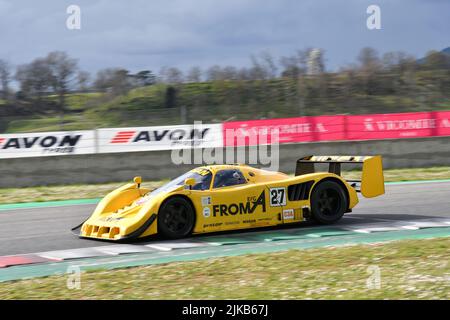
[212,191,266,217]
[109,128,207,145]
[101,216,123,222]
[201,196,212,206]
[110,129,212,144]
[110,131,135,144]
[203,207,211,218]
[283,209,295,220]
[1,134,81,150]
[270,187,286,206]
[203,222,223,228]
[225,221,240,225]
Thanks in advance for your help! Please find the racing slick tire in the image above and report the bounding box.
[310,180,348,224]
[158,196,196,239]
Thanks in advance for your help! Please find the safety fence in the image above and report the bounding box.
[1,110,449,159]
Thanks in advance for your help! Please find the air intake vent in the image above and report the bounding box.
[288,181,314,201]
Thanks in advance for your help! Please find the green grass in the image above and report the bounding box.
[1,237,449,299]
[0,180,168,204]
[0,166,449,204]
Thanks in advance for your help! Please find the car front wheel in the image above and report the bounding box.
[158,196,196,239]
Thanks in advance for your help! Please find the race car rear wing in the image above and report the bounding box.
[295,155,385,198]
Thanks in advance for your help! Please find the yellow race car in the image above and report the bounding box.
[76,155,384,241]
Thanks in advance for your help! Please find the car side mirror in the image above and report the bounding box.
[134,176,142,188]
[184,178,196,189]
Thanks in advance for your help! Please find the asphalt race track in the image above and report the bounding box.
[1,181,449,257]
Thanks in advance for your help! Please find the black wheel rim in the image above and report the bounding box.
[317,188,341,216]
[162,202,190,233]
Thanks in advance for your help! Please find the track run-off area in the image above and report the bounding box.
[0,180,449,282]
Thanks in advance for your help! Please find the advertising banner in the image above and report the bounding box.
[346,111,450,141]
[97,123,224,153]
[0,130,95,159]
[223,111,450,146]
[223,115,345,146]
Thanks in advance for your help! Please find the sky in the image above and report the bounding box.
[0,0,448,76]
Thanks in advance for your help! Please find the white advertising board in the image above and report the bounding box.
[97,123,223,154]
[0,130,96,159]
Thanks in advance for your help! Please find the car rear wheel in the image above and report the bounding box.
[310,180,347,224]
[158,197,196,239]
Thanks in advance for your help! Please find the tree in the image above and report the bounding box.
[15,58,53,102]
[186,66,202,83]
[94,68,132,95]
[77,71,90,92]
[135,70,156,86]
[249,54,270,80]
[14,52,77,108]
[159,67,184,84]
[424,51,450,70]
[358,47,381,71]
[45,51,78,110]
[222,66,239,80]
[237,67,251,80]
[279,49,314,79]
[0,59,11,100]
[357,47,381,95]
[280,55,301,79]
[259,51,277,79]
[206,65,223,81]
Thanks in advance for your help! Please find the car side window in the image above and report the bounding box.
[213,169,247,188]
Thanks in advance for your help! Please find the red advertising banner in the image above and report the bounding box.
[223,110,450,146]
[223,115,345,146]
[346,111,450,141]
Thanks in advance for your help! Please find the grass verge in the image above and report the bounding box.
[0,180,168,204]
[1,237,449,299]
[1,166,450,204]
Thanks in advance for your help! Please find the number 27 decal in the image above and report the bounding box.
[270,187,286,206]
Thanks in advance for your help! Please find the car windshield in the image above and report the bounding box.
[149,169,212,197]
